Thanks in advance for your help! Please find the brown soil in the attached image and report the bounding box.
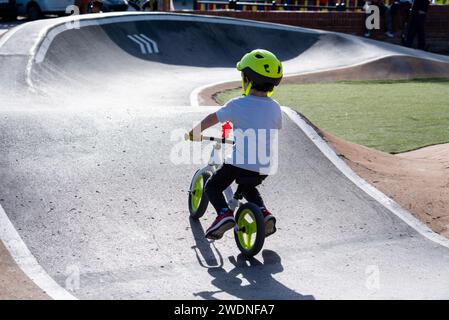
[0,241,49,299]
[323,132,449,238]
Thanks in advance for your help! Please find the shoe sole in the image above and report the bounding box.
[205,219,236,240]
[265,217,276,237]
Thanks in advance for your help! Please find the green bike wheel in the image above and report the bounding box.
[234,203,265,257]
[188,170,210,220]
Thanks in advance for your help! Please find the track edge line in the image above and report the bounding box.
[0,204,77,300]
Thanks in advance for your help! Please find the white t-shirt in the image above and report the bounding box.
[216,95,283,175]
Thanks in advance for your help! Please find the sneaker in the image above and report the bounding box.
[364,32,371,38]
[205,210,235,240]
[385,31,395,38]
[261,208,277,237]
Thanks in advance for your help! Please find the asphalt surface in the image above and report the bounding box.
[1,12,449,299]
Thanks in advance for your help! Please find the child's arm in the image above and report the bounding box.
[188,112,219,140]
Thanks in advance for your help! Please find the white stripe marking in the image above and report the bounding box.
[139,34,159,53]
[133,34,153,54]
[0,205,77,300]
[127,34,147,54]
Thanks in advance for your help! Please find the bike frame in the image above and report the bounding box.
[187,133,268,257]
[189,137,240,211]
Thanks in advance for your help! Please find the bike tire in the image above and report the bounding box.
[234,203,265,258]
[188,170,211,220]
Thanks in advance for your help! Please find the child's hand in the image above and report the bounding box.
[186,130,202,142]
[187,113,218,141]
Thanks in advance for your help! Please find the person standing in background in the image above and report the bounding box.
[87,0,105,13]
[75,0,91,13]
[385,0,412,38]
[405,0,430,49]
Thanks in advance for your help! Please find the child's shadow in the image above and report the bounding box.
[190,217,314,300]
[194,250,314,300]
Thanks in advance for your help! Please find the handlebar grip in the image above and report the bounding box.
[202,135,234,145]
[184,133,234,144]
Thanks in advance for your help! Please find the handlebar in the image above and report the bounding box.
[184,133,234,145]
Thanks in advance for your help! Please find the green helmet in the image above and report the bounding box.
[236,49,283,87]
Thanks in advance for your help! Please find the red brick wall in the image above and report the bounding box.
[174,6,449,52]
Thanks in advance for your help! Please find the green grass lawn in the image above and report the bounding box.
[215,79,449,154]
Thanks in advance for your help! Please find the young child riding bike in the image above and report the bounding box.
[188,49,283,240]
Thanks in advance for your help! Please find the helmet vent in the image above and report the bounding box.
[277,65,281,74]
[255,54,264,59]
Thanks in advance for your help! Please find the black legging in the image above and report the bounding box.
[405,13,427,50]
[205,164,267,213]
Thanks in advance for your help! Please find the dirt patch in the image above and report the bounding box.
[323,131,449,238]
[0,241,49,299]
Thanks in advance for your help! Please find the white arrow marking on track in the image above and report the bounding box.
[127,34,159,55]
[127,34,147,54]
[139,34,159,53]
[133,34,153,54]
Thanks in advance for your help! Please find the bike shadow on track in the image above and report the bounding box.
[190,217,224,269]
[189,218,315,300]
